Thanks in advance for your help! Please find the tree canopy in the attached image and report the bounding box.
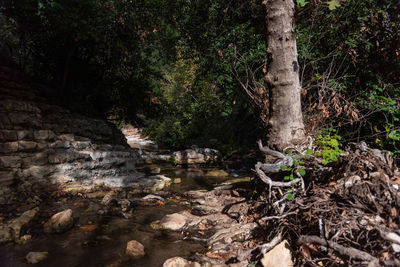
[1,0,399,156]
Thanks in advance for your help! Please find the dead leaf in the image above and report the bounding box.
[300,245,311,258]
[206,252,223,260]
[80,225,98,231]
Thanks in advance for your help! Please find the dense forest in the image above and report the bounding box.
[1,0,399,157]
[0,1,400,266]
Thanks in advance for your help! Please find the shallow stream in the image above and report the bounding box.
[0,164,251,267]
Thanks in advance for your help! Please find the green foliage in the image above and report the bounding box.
[297,0,399,155]
[1,0,183,120]
[327,0,341,10]
[281,156,307,200]
[316,128,343,164]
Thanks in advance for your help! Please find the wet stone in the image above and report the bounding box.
[125,240,145,259]
[8,207,39,240]
[26,252,48,264]
[43,209,73,234]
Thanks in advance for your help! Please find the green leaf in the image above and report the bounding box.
[305,149,314,155]
[321,159,328,165]
[287,193,294,201]
[296,0,308,7]
[298,169,306,176]
[327,0,341,10]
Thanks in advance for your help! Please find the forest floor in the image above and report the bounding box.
[1,134,399,266]
[247,141,400,266]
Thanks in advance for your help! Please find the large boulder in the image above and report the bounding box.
[43,209,73,234]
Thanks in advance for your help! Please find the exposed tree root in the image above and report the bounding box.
[297,235,377,262]
[250,140,400,266]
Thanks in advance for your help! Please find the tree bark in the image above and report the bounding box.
[264,0,306,150]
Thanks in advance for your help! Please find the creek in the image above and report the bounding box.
[0,163,252,267]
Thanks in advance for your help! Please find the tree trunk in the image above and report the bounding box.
[264,0,306,150]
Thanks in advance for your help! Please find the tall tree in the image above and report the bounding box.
[264,0,306,149]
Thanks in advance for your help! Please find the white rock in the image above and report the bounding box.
[163,256,201,267]
[26,251,48,264]
[43,209,73,234]
[392,243,400,253]
[159,213,186,231]
[261,240,293,267]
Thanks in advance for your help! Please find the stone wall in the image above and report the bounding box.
[0,66,145,204]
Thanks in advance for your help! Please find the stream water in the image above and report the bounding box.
[0,163,251,267]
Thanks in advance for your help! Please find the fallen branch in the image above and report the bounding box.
[377,227,400,245]
[297,235,377,262]
[237,233,282,261]
[259,233,282,254]
[260,211,297,222]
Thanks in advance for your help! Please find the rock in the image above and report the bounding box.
[206,170,229,177]
[142,194,165,202]
[17,130,32,140]
[0,170,14,185]
[151,175,172,191]
[0,142,19,153]
[34,130,55,140]
[106,259,123,267]
[150,166,161,174]
[0,227,13,243]
[261,240,293,267]
[43,209,73,234]
[392,243,400,253]
[0,130,18,141]
[26,252,48,264]
[0,156,21,168]
[9,207,39,240]
[102,194,117,206]
[19,234,32,244]
[125,240,145,259]
[172,148,220,164]
[158,213,186,231]
[118,199,131,212]
[50,140,71,149]
[163,256,201,267]
[173,178,182,184]
[22,166,51,179]
[18,141,37,152]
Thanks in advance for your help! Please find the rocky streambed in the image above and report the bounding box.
[0,164,261,267]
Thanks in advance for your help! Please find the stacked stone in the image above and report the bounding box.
[0,66,143,204]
